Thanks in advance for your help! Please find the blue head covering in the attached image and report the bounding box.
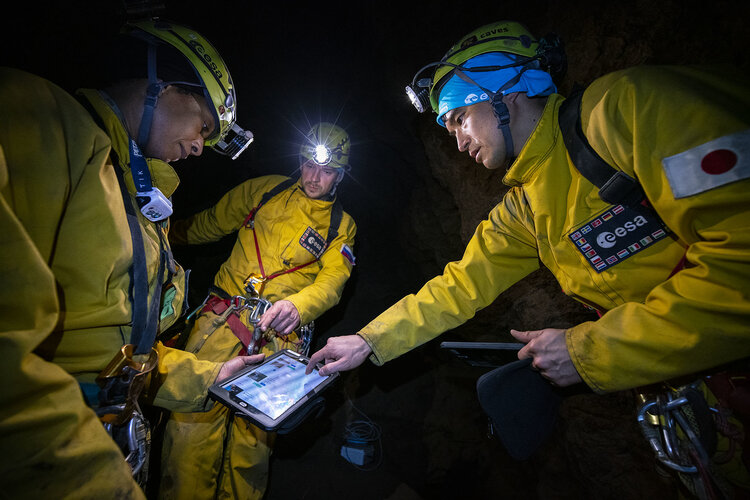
[436,52,557,127]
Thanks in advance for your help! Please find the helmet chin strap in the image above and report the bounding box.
[454,68,528,164]
[490,95,515,163]
[329,168,346,196]
[136,43,165,150]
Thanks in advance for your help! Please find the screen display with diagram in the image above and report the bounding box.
[208,349,337,431]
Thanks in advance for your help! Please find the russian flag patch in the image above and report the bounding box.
[341,244,356,265]
[662,129,750,198]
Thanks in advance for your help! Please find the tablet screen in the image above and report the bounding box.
[221,351,329,419]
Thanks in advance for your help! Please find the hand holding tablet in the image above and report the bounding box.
[208,349,338,432]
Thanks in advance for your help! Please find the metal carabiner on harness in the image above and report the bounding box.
[244,273,267,298]
[242,296,272,354]
[638,397,700,473]
[101,406,151,484]
[244,296,272,325]
[637,383,713,474]
[96,344,158,426]
[298,321,315,357]
[95,344,158,485]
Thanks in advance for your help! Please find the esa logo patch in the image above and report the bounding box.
[568,204,670,273]
[300,226,326,259]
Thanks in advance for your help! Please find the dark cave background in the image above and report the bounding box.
[5,1,750,498]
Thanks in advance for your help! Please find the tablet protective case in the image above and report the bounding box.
[208,349,337,432]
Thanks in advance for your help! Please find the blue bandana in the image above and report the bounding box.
[436,52,557,127]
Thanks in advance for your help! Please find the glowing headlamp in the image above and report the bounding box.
[405,78,432,114]
[313,144,332,165]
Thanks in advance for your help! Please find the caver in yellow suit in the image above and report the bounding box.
[160,148,357,497]
[364,64,750,391]
[0,20,254,499]
[358,22,750,491]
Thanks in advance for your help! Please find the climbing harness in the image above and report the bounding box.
[237,178,342,353]
[96,344,158,486]
[187,287,314,356]
[636,380,745,500]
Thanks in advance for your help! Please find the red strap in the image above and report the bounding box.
[667,251,688,279]
[250,224,321,282]
[242,206,258,229]
[251,224,267,277]
[205,296,258,355]
[705,371,750,471]
[244,193,324,283]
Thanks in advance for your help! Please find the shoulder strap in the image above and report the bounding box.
[244,177,344,246]
[259,177,298,207]
[243,177,298,228]
[78,95,166,354]
[558,89,646,207]
[112,162,167,354]
[326,199,343,245]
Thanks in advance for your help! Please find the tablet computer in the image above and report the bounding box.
[440,341,524,368]
[208,349,338,432]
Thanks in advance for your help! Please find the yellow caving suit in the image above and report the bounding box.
[0,68,226,498]
[160,174,356,499]
[359,65,750,483]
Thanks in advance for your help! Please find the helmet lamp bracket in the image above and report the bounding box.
[214,123,254,160]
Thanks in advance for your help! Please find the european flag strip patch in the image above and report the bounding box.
[569,204,670,273]
[300,226,326,259]
[341,244,356,265]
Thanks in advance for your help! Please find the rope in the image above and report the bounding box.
[341,395,382,471]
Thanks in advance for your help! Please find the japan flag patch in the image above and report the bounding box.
[662,129,750,198]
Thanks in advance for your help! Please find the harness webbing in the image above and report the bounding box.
[78,94,168,354]
[113,163,168,354]
[558,89,647,208]
[203,294,260,355]
[243,178,343,283]
[242,178,298,228]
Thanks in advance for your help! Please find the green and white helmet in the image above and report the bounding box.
[429,21,545,114]
[299,122,351,170]
[405,20,565,115]
[124,19,253,159]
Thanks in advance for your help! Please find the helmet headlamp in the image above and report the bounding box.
[313,144,333,165]
[213,123,255,160]
[300,122,350,169]
[405,79,431,114]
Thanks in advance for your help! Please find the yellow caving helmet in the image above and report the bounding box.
[124,19,253,159]
[299,122,351,170]
[429,21,543,114]
[405,20,565,115]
